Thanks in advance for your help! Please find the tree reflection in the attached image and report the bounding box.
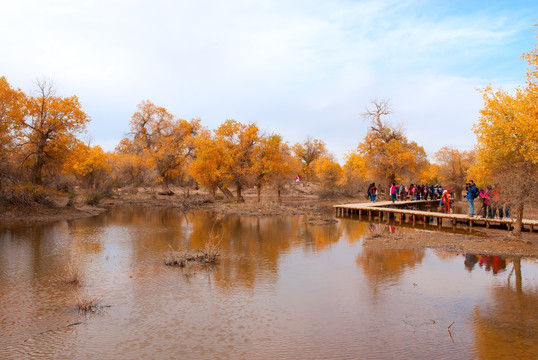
[355,247,425,295]
[338,219,369,244]
[471,258,538,358]
[301,222,342,251]
[187,213,303,289]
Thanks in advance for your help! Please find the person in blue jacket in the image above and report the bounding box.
[465,180,478,217]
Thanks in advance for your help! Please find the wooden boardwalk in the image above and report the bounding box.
[334,200,538,232]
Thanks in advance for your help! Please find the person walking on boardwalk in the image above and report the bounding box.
[479,186,492,218]
[465,180,478,217]
[390,183,398,203]
[370,183,377,202]
[441,189,451,213]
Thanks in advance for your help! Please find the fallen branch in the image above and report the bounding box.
[24,321,83,342]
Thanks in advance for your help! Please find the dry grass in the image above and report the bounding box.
[367,224,392,238]
[74,291,101,313]
[165,220,221,268]
[60,262,83,286]
[164,246,220,267]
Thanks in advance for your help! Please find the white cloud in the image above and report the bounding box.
[1,0,535,162]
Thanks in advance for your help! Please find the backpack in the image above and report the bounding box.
[471,187,478,199]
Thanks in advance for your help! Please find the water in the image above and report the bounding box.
[1,206,537,359]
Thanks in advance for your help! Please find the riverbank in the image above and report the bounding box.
[1,185,536,257]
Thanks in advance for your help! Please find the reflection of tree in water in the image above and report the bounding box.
[301,222,342,252]
[472,259,538,359]
[187,213,303,289]
[339,219,369,244]
[355,248,425,294]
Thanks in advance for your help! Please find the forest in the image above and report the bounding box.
[0,41,537,235]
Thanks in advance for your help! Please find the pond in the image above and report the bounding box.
[1,206,537,359]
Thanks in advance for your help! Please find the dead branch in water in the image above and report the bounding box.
[24,321,83,342]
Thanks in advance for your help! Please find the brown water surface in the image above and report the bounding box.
[1,206,537,359]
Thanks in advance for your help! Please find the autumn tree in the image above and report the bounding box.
[434,147,475,200]
[64,141,109,190]
[342,150,367,196]
[251,133,298,203]
[0,77,26,189]
[473,39,538,235]
[292,137,328,182]
[120,100,199,192]
[189,120,259,202]
[313,155,343,192]
[151,118,200,192]
[188,127,225,199]
[358,99,428,187]
[128,100,174,153]
[214,120,259,202]
[110,152,152,192]
[20,79,90,185]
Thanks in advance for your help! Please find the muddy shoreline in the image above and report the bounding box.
[1,189,536,258]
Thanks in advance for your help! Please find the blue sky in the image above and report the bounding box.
[1,0,537,162]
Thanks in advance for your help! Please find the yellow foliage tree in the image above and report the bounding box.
[214,119,259,202]
[64,142,109,189]
[151,118,200,191]
[188,127,226,199]
[20,79,90,185]
[292,137,328,182]
[122,100,200,192]
[110,152,151,192]
[472,38,538,235]
[313,155,343,191]
[434,147,475,199]
[342,150,367,196]
[0,77,26,189]
[358,100,428,187]
[129,100,174,152]
[252,133,298,203]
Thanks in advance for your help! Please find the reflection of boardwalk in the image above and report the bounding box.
[334,200,537,232]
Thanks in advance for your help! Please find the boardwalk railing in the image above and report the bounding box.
[334,200,537,232]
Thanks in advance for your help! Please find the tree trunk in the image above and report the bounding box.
[512,202,524,236]
[218,185,236,202]
[32,138,47,185]
[236,183,245,203]
[277,186,282,204]
[210,186,216,200]
[256,184,261,203]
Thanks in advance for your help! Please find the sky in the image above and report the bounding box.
[1,0,537,163]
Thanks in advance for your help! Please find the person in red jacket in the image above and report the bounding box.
[441,189,451,213]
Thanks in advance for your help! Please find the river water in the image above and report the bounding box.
[1,206,537,359]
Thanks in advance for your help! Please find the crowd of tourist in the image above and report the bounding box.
[367,183,450,202]
[365,180,511,218]
[465,180,510,219]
